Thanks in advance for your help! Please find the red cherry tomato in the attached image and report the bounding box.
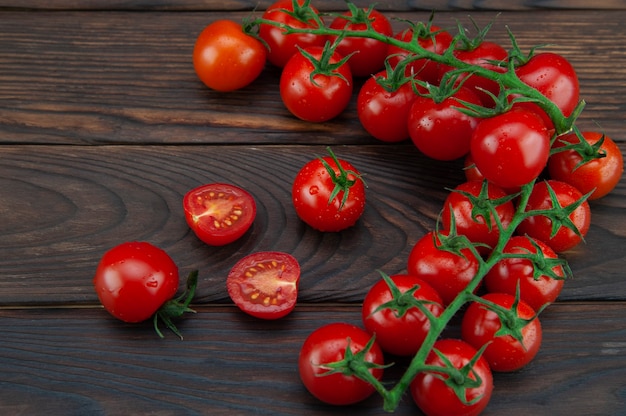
[93,242,179,323]
[258,0,326,68]
[193,20,267,92]
[329,7,393,77]
[517,180,591,253]
[362,273,444,356]
[470,108,551,189]
[410,339,493,416]
[183,183,256,246]
[299,322,385,405]
[226,251,300,319]
[280,46,353,122]
[549,131,624,200]
[462,293,542,372]
[485,235,565,310]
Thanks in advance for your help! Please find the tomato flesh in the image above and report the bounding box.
[227,251,300,319]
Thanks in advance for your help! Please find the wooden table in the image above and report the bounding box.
[1,1,625,414]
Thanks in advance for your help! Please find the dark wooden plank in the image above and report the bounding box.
[0,303,624,415]
[1,10,625,145]
[1,144,624,306]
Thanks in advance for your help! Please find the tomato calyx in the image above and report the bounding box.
[153,270,198,340]
[298,41,354,87]
[319,146,366,210]
[369,271,441,321]
[328,2,377,27]
[317,335,391,383]
[551,126,608,170]
[501,238,572,282]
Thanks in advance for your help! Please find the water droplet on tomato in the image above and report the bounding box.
[146,279,158,288]
[309,186,319,195]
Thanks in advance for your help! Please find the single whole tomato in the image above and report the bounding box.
[485,235,565,310]
[183,183,256,246]
[549,131,624,200]
[410,339,493,416]
[362,273,444,356]
[357,70,418,142]
[461,293,542,372]
[470,107,551,189]
[517,179,591,253]
[292,148,366,232]
[280,45,353,122]
[299,322,385,405]
[407,230,480,306]
[193,19,267,92]
[329,6,393,77]
[258,0,326,68]
[226,251,300,320]
[93,241,179,323]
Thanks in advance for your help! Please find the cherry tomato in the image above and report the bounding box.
[299,322,385,405]
[183,183,256,246]
[356,70,418,142]
[410,339,493,416]
[470,107,551,189]
[485,235,565,310]
[462,293,542,372]
[408,86,481,161]
[193,20,267,92]
[362,273,444,356]
[407,230,480,306]
[549,131,624,200]
[441,180,515,252]
[387,25,453,84]
[292,148,366,232]
[226,251,300,320]
[329,7,393,77]
[280,45,353,122]
[517,180,591,253]
[258,0,326,68]
[93,242,179,323]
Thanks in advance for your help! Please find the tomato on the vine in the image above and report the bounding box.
[280,45,353,122]
[226,251,300,319]
[329,6,393,77]
[470,107,551,189]
[407,230,480,306]
[548,131,624,200]
[193,20,267,92]
[183,183,256,246]
[299,322,385,405]
[362,273,444,357]
[462,293,542,372]
[517,179,591,253]
[258,0,326,68]
[292,148,366,232]
[408,85,481,161]
[410,339,493,416]
[485,235,566,310]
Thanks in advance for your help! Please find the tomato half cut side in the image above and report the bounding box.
[183,183,256,246]
[227,251,300,319]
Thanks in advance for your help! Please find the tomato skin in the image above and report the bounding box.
[93,242,179,323]
[407,231,480,306]
[408,86,481,161]
[329,8,393,77]
[485,236,565,310]
[461,293,542,372]
[441,180,515,252]
[470,108,551,189]
[226,251,300,320]
[292,154,365,232]
[258,0,326,68]
[410,339,493,416]
[362,274,444,356]
[299,322,385,405]
[280,46,353,122]
[193,20,267,92]
[357,70,418,142]
[517,180,591,253]
[183,183,256,246]
[549,131,624,200]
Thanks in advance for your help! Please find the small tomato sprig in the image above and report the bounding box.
[154,270,198,339]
